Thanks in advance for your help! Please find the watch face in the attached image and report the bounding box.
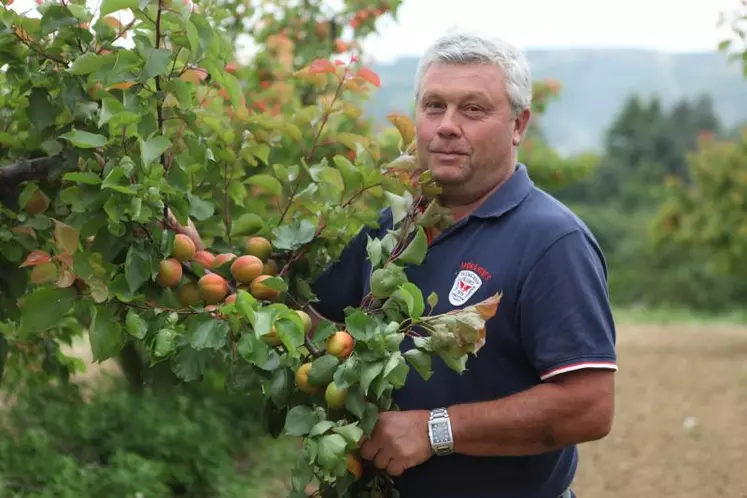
[431,422,451,444]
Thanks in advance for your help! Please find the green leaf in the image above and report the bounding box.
[70,52,115,75]
[19,287,76,337]
[231,213,264,237]
[384,191,411,225]
[59,129,108,149]
[360,361,384,395]
[366,235,382,267]
[89,305,127,362]
[404,349,433,381]
[125,309,148,339]
[142,48,172,79]
[370,265,408,299]
[309,420,336,438]
[284,405,319,436]
[308,354,340,385]
[344,310,377,341]
[100,0,139,16]
[99,97,124,128]
[141,136,170,166]
[63,172,102,185]
[102,166,136,195]
[187,192,215,221]
[171,345,207,381]
[383,351,409,388]
[316,433,347,471]
[188,314,229,350]
[40,5,79,35]
[273,219,316,251]
[391,282,425,321]
[333,154,363,196]
[332,423,364,447]
[246,174,283,197]
[189,14,214,54]
[396,226,428,265]
[427,291,439,311]
[27,88,56,131]
[258,276,288,293]
[345,386,365,418]
[360,402,380,436]
[269,368,293,406]
[124,245,152,293]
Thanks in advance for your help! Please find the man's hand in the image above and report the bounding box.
[359,410,433,477]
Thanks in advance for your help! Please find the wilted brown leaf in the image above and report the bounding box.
[20,250,52,268]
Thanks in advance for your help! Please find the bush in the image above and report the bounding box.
[0,378,269,497]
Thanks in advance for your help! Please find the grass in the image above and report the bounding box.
[612,305,747,325]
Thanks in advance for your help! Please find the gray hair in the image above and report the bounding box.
[414,31,533,116]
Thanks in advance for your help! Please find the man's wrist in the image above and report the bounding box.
[427,407,455,456]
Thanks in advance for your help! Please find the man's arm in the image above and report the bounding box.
[450,228,617,455]
[448,369,613,456]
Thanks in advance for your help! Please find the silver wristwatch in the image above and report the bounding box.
[427,408,454,456]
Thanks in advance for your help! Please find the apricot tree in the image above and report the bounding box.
[0,0,594,494]
[0,0,507,495]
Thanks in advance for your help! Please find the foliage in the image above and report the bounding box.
[0,379,274,497]
[718,1,747,75]
[0,0,511,495]
[651,129,747,297]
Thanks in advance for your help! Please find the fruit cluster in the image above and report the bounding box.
[295,330,355,405]
[156,233,282,311]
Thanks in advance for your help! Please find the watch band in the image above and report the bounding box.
[428,407,454,456]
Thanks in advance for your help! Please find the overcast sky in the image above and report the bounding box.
[357,0,740,62]
[7,0,742,62]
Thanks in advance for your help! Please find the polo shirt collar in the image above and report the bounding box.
[470,162,535,219]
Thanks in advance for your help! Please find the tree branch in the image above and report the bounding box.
[0,151,74,190]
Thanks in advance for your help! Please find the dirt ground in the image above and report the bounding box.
[572,323,747,498]
[61,322,747,498]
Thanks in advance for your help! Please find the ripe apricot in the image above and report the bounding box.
[172,234,196,262]
[193,250,216,268]
[230,255,264,284]
[249,274,281,301]
[244,236,272,262]
[295,362,319,394]
[198,273,229,304]
[214,253,237,268]
[326,331,354,359]
[156,258,182,288]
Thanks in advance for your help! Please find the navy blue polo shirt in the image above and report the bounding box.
[310,163,617,498]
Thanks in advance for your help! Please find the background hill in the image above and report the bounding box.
[364,49,747,154]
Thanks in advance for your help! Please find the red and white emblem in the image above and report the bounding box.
[448,270,483,306]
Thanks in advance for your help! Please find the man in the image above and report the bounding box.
[308,31,617,498]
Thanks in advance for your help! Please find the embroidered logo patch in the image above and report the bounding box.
[448,269,483,306]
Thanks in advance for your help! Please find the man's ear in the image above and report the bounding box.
[512,108,532,146]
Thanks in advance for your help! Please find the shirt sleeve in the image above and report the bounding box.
[518,228,618,381]
[309,215,383,323]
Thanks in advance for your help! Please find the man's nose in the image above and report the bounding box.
[435,109,462,138]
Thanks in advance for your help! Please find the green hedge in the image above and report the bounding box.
[0,377,274,498]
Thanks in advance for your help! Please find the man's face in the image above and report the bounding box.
[415,62,530,203]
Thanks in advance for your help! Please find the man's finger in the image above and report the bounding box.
[360,440,376,461]
[386,460,407,477]
[373,446,393,471]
